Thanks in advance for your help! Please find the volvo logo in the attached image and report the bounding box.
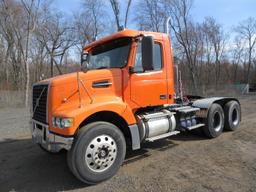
[36,97,40,107]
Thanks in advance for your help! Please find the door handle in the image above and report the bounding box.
[160,94,167,100]
[92,80,112,88]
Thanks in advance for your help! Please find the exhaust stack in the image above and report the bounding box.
[164,17,171,34]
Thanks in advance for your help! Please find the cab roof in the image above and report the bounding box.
[83,29,166,51]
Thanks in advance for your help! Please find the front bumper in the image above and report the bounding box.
[31,119,74,152]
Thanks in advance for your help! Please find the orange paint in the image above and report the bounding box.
[40,29,175,136]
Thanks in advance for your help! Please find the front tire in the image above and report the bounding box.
[203,103,224,138]
[67,122,126,184]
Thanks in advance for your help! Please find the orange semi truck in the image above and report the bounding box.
[31,29,241,184]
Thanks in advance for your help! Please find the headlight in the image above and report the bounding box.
[61,118,73,128]
[55,117,61,127]
[52,117,74,128]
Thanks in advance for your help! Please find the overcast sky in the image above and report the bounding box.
[53,0,256,32]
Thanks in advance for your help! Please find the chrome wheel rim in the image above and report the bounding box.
[213,111,222,132]
[85,135,117,173]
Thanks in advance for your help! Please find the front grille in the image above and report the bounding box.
[32,84,49,124]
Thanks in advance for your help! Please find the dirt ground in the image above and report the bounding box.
[0,95,256,192]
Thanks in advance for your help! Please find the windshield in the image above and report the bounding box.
[87,38,131,69]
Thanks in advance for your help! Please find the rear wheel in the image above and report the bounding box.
[67,122,126,184]
[224,101,241,131]
[203,103,224,138]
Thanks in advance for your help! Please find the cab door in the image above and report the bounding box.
[130,40,168,107]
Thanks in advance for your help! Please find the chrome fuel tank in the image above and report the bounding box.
[136,110,176,141]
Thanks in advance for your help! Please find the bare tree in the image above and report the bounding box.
[109,0,133,31]
[0,0,41,106]
[165,0,202,94]
[21,0,40,106]
[235,17,256,84]
[231,36,244,83]
[82,0,107,40]
[73,11,94,65]
[0,32,7,86]
[0,0,24,88]
[109,0,121,30]
[74,0,108,65]
[202,17,227,88]
[200,22,214,86]
[0,0,255,107]
[36,12,76,77]
[124,0,132,28]
[135,0,165,32]
[135,0,231,93]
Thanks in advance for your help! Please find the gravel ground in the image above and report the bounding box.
[0,108,31,142]
[0,95,256,192]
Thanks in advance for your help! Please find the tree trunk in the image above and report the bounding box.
[25,61,30,107]
[50,56,54,77]
[124,0,132,28]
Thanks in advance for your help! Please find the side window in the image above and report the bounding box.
[134,42,143,71]
[153,43,162,71]
[134,42,163,72]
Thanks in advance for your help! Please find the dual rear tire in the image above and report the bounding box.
[224,101,241,131]
[203,101,241,138]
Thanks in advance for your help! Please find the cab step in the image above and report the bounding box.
[171,106,200,114]
[179,107,200,113]
[145,131,180,142]
[183,123,205,131]
[174,107,200,113]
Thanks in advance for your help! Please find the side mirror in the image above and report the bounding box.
[142,36,154,71]
[129,66,135,74]
[81,52,89,72]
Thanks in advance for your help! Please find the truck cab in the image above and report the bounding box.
[31,29,241,184]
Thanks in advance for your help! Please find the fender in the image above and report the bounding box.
[51,97,136,136]
[192,97,240,117]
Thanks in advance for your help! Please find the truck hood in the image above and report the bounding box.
[39,68,123,113]
[38,69,122,87]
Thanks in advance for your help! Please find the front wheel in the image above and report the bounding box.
[67,122,126,184]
